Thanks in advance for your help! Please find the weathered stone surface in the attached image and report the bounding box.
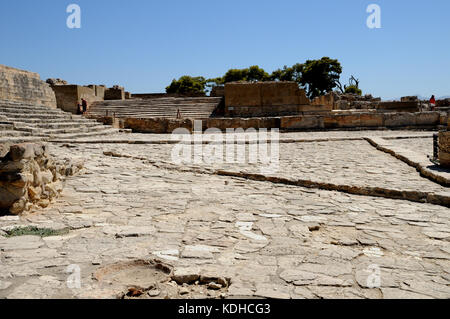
[0,143,82,214]
[439,131,450,167]
[1,130,449,300]
[225,81,310,117]
[0,64,56,107]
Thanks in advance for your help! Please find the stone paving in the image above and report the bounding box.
[391,137,433,158]
[0,130,449,299]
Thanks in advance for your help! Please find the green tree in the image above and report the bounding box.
[270,63,303,84]
[345,85,362,96]
[223,68,248,83]
[222,65,269,83]
[246,65,270,82]
[299,57,342,99]
[165,76,206,95]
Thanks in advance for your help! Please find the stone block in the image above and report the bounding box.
[377,101,419,112]
[225,82,262,108]
[105,86,125,100]
[224,81,310,117]
[415,112,440,126]
[384,113,416,127]
[260,82,301,106]
[281,116,322,130]
[123,118,168,133]
[439,131,450,167]
[360,113,384,127]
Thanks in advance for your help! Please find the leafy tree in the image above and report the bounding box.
[246,65,270,82]
[165,76,206,95]
[222,65,269,83]
[299,57,342,99]
[223,68,248,83]
[270,63,303,84]
[336,75,362,95]
[345,85,362,96]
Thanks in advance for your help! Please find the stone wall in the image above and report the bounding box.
[437,99,450,107]
[87,85,106,100]
[91,111,444,134]
[224,82,311,117]
[0,64,57,108]
[332,93,381,110]
[0,143,83,215]
[51,85,102,113]
[105,86,125,100]
[438,131,450,168]
[211,86,225,97]
[377,101,420,112]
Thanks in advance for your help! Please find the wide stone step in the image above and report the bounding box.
[39,125,111,136]
[91,101,220,106]
[1,114,74,121]
[5,117,98,125]
[0,130,33,137]
[0,136,47,144]
[50,128,121,140]
[0,123,14,131]
[0,107,68,115]
[34,121,104,129]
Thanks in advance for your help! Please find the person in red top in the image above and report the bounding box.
[430,95,436,110]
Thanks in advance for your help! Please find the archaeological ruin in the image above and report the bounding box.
[0,63,449,300]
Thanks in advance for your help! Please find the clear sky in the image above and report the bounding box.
[0,0,449,99]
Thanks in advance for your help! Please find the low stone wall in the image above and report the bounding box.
[0,64,57,108]
[377,101,420,112]
[282,112,441,130]
[90,111,445,134]
[439,131,450,167]
[0,143,83,215]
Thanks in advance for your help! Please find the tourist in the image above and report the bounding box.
[81,98,88,114]
[177,108,181,119]
[76,101,83,115]
[430,95,436,111]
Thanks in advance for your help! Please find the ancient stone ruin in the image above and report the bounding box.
[0,64,449,300]
[0,143,83,215]
[0,64,56,108]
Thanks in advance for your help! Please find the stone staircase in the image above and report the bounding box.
[87,97,223,119]
[0,99,125,144]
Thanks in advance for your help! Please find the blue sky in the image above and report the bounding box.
[0,0,449,99]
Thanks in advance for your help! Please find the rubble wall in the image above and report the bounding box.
[0,143,83,215]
